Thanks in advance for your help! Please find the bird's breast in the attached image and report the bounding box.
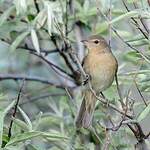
[84,52,117,92]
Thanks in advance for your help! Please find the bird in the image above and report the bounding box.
[75,35,118,128]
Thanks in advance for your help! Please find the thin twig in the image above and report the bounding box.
[8,80,25,139]
[145,132,150,139]
[29,50,74,79]
[115,74,124,107]
[96,3,150,64]
[134,80,147,107]
[0,74,74,89]
[133,2,149,33]
[148,0,150,6]
[108,0,112,47]
[50,35,76,76]
[34,0,40,13]
[112,27,150,63]
[0,39,59,55]
[20,93,66,105]
[103,130,111,150]
[122,0,148,39]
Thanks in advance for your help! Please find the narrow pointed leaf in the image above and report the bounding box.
[5,131,42,146]
[137,103,150,122]
[0,6,15,26]
[10,31,30,51]
[31,29,40,54]
[18,107,32,131]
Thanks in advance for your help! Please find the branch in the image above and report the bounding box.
[1,40,75,82]
[8,80,25,139]
[112,28,150,64]
[148,0,150,6]
[19,46,59,55]
[29,50,74,79]
[0,74,74,89]
[50,35,76,76]
[96,3,150,64]
[134,80,147,107]
[34,0,40,13]
[122,0,149,39]
[133,2,149,34]
[20,93,66,105]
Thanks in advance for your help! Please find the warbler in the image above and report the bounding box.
[76,35,118,128]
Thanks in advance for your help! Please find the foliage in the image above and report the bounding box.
[0,0,150,149]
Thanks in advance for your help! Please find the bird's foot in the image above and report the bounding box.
[82,74,91,85]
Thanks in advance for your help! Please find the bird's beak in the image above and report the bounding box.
[81,39,88,45]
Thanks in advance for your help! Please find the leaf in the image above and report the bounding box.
[0,111,4,148]
[31,29,40,54]
[5,131,42,146]
[110,10,141,25]
[0,6,15,26]
[14,0,27,15]
[9,31,30,51]
[42,132,68,140]
[46,2,53,36]
[83,0,90,12]
[5,131,68,147]
[3,100,16,116]
[34,10,47,29]
[44,1,63,35]
[18,107,32,131]
[13,118,29,131]
[32,112,43,130]
[137,103,150,122]
[0,100,16,147]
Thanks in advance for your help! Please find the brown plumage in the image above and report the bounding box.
[76,35,118,128]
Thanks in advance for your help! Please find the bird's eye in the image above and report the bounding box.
[94,40,99,44]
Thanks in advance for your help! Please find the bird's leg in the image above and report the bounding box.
[100,92,109,107]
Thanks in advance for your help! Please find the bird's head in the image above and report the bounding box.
[81,35,109,52]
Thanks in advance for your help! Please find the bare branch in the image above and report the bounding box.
[122,0,149,39]
[20,93,66,105]
[134,80,147,107]
[34,0,40,13]
[0,74,74,89]
[8,80,25,139]
[133,2,149,34]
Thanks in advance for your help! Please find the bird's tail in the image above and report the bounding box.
[75,90,96,128]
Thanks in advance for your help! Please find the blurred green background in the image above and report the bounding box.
[0,0,150,149]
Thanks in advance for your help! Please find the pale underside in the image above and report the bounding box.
[83,52,118,93]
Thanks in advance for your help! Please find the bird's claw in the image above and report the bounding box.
[82,74,90,85]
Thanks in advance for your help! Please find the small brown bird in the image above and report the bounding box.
[76,35,118,128]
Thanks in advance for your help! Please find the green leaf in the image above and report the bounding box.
[9,31,30,51]
[18,107,32,131]
[42,132,68,140]
[5,131,68,147]
[13,118,29,131]
[32,112,43,130]
[0,112,4,148]
[0,100,16,147]
[0,6,15,26]
[14,0,27,15]
[31,29,40,54]
[3,100,16,116]
[34,10,47,29]
[137,103,150,122]
[5,131,42,146]
[27,14,35,22]
[110,10,142,25]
